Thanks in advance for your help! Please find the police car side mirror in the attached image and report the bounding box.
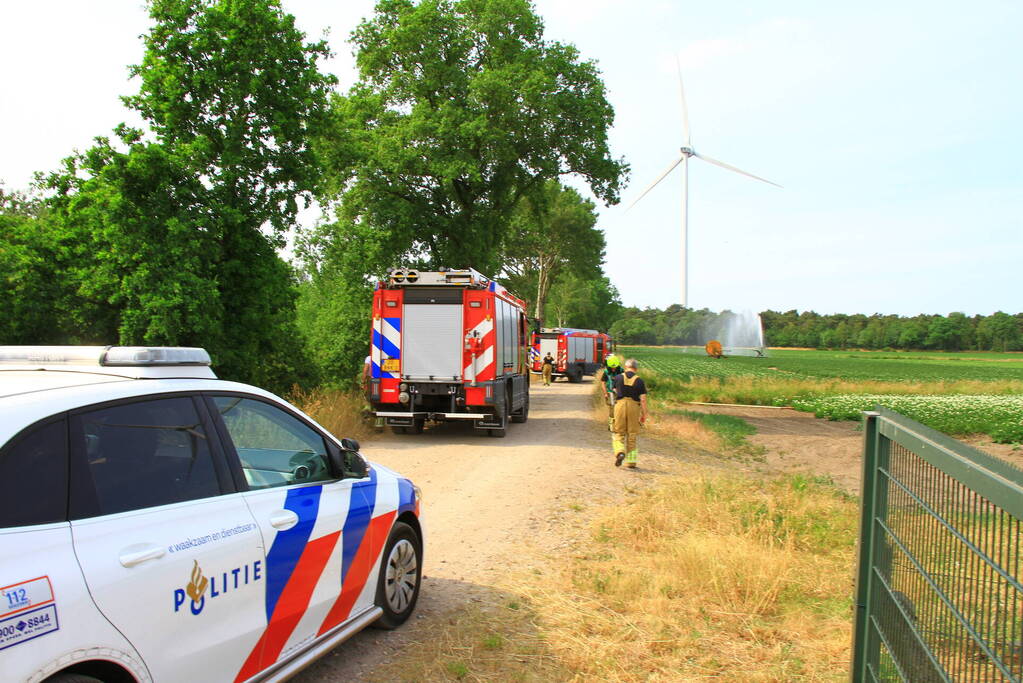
[346,452,370,479]
[329,439,369,479]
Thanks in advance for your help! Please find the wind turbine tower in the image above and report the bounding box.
[629,58,781,308]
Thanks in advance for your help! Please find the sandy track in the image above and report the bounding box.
[296,377,698,681]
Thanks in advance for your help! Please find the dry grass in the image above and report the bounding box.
[367,600,573,683]
[370,473,859,682]
[645,412,724,453]
[592,379,740,456]
[290,386,373,443]
[531,474,858,681]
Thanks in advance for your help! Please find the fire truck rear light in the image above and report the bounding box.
[469,301,481,308]
[386,301,397,307]
[485,385,493,399]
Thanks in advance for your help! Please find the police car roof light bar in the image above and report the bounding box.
[0,346,212,367]
[102,347,212,367]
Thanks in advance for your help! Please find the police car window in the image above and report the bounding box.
[212,397,331,490]
[0,419,68,528]
[72,398,219,516]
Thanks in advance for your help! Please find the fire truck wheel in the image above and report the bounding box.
[567,368,582,383]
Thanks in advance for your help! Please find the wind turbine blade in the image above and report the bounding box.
[627,155,685,210]
[692,152,782,188]
[675,55,691,145]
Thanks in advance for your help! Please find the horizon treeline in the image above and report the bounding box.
[610,306,1023,352]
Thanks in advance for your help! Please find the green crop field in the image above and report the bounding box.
[621,347,1023,442]
[625,347,1023,384]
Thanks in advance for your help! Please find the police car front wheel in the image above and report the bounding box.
[374,522,422,629]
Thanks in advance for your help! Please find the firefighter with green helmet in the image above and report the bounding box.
[602,354,623,430]
[612,358,647,469]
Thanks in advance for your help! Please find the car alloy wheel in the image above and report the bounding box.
[385,538,418,613]
[374,522,422,628]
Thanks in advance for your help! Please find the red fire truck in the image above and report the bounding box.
[367,268,530,436]
[530,327,613,382]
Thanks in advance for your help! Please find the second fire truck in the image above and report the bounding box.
[530,327,613,382]
[367,268,530,436]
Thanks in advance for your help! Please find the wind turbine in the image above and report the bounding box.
[629,58,781,308]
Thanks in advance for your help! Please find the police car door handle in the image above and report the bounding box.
[269,510,299,531]
[118,543,167,568]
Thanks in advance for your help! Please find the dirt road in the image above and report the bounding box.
[297,377,702,681]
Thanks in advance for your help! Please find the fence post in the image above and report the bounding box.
[852,410,882,681]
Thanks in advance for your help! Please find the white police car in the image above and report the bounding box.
[0,347,423,683]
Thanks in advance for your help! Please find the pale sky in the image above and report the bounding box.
[2,1,1020,317]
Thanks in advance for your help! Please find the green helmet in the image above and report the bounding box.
[606,355,621,368]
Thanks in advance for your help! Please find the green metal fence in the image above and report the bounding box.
[852,407,1023,682]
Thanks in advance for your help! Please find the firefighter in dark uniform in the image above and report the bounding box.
[541,352,555,386]
[612,358,647,468]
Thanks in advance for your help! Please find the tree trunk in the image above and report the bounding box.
[534,261,552,323]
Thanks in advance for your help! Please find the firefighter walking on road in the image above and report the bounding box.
[612,358,647,469]
[541,352,555,386]
[602,354,623,430]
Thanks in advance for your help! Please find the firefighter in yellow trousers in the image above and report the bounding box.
[612,358,647,468]
[541,352,555,386]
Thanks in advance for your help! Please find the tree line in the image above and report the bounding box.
[609,306,1023,352]
[1,0,626,393]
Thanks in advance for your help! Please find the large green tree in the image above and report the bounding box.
[0,187,76,344]
[33,0,334,390]
[121,0,335,388]
[43,134,217,347]
[316,0,627,276]
[545,272,622,331]
[501,180,604,321]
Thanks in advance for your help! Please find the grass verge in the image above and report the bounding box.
[644,372,1023,406]
[593,378,764,459]
[640,370,1023,444]
[290,386,373,443]
[369,472,858,682]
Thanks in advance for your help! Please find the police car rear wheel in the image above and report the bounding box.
[374,522,422,629]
